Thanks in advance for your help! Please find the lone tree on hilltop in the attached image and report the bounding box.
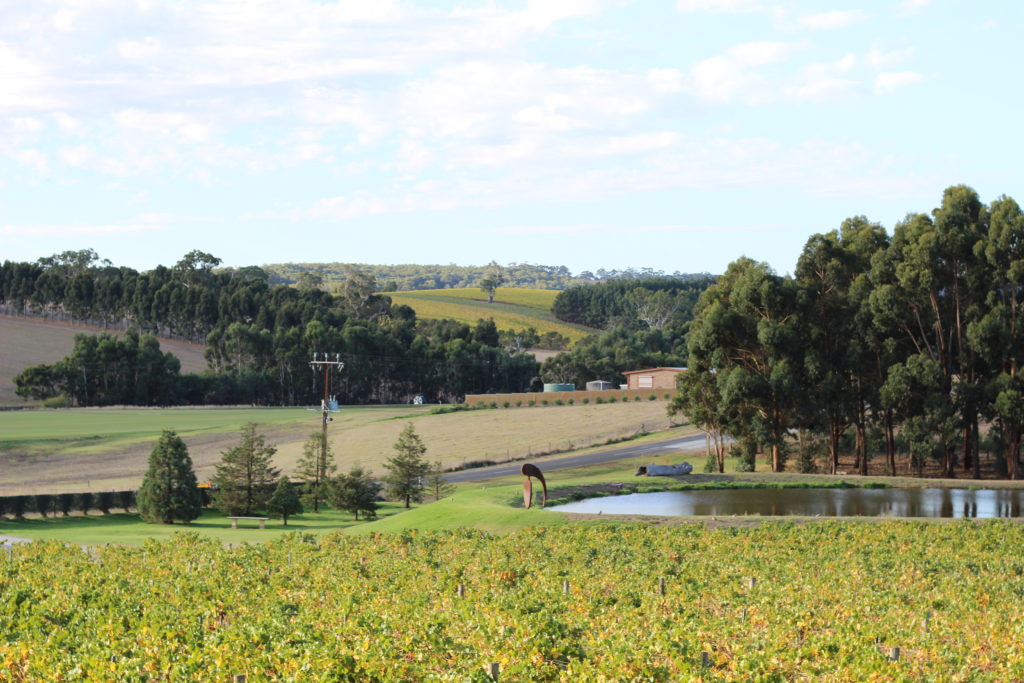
[137,430,203,524]
[212,423,280,515]
[478,261,505,304]
[383,423,430,508]
[266,476,303,526]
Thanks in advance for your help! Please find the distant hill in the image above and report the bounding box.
[384,288,598,345]
[0,315,208,405]
[263,262,714,291]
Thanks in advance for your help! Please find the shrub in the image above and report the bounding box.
[34,494,53,518]
[58,493,75,516]
[648,394,657,401]
[515,401,522,407]
[634,395,642,401]
[97,491,114,514]
[664,393,671,400]
[502,401,510,408]
[528,400,536,407]
[567,398,574,405]
[541,399,549,406]
[596,397,605,404]
[582,398,590,405]
[608,396,617,403]
[42,395,69,408]
[555,399,564,406]
[77,491,94,516]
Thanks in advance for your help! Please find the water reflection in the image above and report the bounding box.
[549,488,1024,518]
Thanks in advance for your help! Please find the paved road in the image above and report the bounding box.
[446,432,709,483]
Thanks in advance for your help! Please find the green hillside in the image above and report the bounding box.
[0,315,208,406]
[385,288,597,344]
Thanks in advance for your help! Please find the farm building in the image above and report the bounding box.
[622,367,686,390]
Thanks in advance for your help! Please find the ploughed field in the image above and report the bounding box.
[2,522,1021,680]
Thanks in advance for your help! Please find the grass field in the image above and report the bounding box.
[385,288,596,343]
[0,401,681,496]
[0,314,208,406]
[0,502,411,546]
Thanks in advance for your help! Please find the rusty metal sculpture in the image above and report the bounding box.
[521,463,548,508]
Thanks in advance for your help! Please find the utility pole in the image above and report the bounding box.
[309,353,344,511]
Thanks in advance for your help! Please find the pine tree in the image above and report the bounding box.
[295,431,335,512]
[328,467,381,520]
[425,460,455,502]
[383,423,430,508]
[266,476,303,525]
[212,423,280,515]
[137,430,202,524]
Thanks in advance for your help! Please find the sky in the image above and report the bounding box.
[1,0,1022,277]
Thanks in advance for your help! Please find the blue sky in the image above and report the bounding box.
[1,0,1021,276]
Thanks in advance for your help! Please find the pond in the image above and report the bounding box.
[549,487,1024,518]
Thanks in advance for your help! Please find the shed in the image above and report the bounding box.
[621,367,686,391]
[585,380,614,391]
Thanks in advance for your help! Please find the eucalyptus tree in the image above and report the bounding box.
[968,195,1024,478]
[686,258,802,472]
[879,186,988,476]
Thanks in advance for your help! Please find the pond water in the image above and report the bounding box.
[549,487,1024,518]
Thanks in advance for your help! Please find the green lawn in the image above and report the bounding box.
[0,502,410,546]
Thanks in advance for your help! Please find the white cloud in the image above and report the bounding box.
[114,109,212,143]
[796,11,867,31]
[522,0,606,29]
[11,149,49,173]
[874,71,924,94]
[689,41,803,103]
[676,0,767,13]
[900,0,934,13]
[866,46,913,70]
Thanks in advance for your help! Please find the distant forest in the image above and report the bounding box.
[1,253,711,407]
[0,251,537,406]
[263,261,713,291]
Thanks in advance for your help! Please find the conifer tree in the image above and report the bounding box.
[383,423,430,508]
[212,423,280,515]
[425,460,455,502]
[328,467,381,520]
[137,430,202,524]
[295,431,335,512]
[266,476,303,525]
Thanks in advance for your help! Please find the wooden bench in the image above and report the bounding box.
[227,516,269,529]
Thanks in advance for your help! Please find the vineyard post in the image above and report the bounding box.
[487,662,500,680]
[234,675,246,682]
[659,577,666,596]
[457,584,465,598]
[747,577,756,590]
[562,580,569,595]
[701,651,710,668]
[890,647,900,662]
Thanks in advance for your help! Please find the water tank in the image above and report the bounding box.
[543,383,575,393]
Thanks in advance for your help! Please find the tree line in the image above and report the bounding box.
[3,250,538,405]
[263,261,714,292]
[133,422,450,525]
[671,185,1024,479]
